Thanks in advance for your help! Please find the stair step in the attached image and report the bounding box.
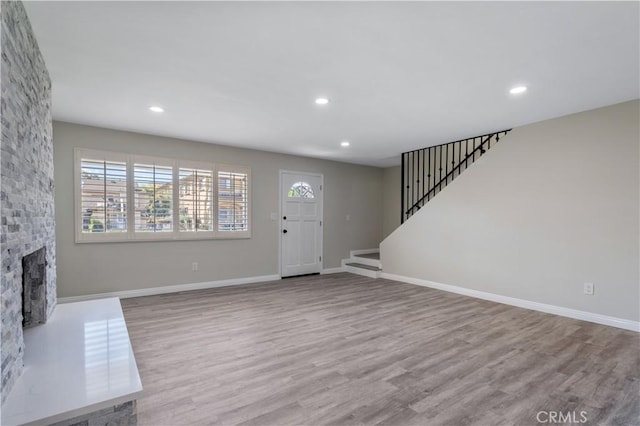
[354,252,380,261]
[345,262,381,272]
[342,249,382,278]
[349,250,381,269]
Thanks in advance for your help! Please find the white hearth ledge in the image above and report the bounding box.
[1,298,143,426]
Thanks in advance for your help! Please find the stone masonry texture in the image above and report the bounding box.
[22,246,47,327]
[1,0,56,403]
[49,400,138,426]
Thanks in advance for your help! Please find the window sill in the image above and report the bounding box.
[75,231,251,243]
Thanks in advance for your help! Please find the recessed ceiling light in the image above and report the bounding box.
[149,106,164,113]
[341,141,350,147]
[315,98,329,105]
[509,86,527,94]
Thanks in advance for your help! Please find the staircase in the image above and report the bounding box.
[401,129,511,223]
[343,131,512,279]
[342,249,382,278]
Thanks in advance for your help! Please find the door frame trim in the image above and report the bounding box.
[278,170,324,278]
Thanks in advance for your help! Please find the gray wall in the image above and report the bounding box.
[53,122,383,298]
[381,100,639,322]
[382,166,401,239]
[1,1,56,402]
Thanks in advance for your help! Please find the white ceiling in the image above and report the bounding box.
[24,1,639,167]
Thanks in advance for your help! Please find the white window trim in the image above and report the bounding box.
[74,148,251,243]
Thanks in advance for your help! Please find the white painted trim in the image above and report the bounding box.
[73,148,252,243]
[380,272,640,332]
[321,267,344,274]
[57,274,281,303]
[350,248,379,256]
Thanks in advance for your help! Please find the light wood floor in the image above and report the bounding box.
[121,273,639,426]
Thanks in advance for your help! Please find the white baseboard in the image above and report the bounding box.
[57,274,281,303]
[380,272,640,332]
[321,267,344,274]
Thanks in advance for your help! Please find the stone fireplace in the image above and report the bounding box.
[1,0,56,403]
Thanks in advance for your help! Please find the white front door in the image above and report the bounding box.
[280,171,323,277]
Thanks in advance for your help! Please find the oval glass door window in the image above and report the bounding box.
[288,181,315,198]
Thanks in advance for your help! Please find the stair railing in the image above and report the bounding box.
[401,129,511,223]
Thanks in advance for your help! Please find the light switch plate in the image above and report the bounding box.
[584,282,594,295]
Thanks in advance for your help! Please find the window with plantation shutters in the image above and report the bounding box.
[179,167,213,232]
[133,161,173,233]
[79,157,128,237]
[217,168,249,232]
[75,148,250,242]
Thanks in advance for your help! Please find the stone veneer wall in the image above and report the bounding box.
[49,401,137,426]
[1,0,56,403]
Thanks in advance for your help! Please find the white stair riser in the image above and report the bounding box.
[342,248,382,279]
[343,264,381,279]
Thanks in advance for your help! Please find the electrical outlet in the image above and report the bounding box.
[192,262,199,271]
[584,282,594,295]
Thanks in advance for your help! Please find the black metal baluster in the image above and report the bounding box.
[417,149,422,210]
[407,151,411,216]
[420,149,427,210]
[457,141,461,178]
[405,153,410,222]
[447,144,450,183]
[432,146,436,200]
[438,145,443,193]
[408,151,413,216]
[445,143,449,185]
[403,153,406,220]
[401,152,405,223]
[427,147,432,201]
[465,139,469,168]
[432,147,435,199]
[451,143,456,181]
[409,151,412,214]
[416,150,420,210]
[474,137,478,160]
[413,151,417,213]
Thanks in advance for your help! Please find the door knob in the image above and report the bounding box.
[283,216,287,220]
[282,229,288,234]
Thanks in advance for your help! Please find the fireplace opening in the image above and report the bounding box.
[22,247,48,328]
